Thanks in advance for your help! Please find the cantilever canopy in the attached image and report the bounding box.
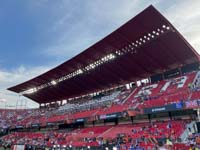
[8,5,200,103]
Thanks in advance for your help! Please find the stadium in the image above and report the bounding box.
[0,4,200,150]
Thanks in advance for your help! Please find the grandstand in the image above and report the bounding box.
[0,5,200,150]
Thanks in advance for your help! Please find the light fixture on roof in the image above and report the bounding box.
[162,25,166,28]
[77,69,83,74]
[51,80,57,85]
[166,26,170,30]
[24,87,37,94]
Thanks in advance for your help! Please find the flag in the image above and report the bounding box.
[185,100,198,108]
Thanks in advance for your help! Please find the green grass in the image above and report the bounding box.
[0,147,11,150]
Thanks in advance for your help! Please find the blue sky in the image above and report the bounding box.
[0,0,200,108]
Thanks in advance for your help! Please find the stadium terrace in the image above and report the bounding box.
[0,5,200,150]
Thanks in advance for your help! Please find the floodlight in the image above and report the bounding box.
[51,80,57,85]
[162,25,166,28]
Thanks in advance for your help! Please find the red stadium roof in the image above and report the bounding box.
[8,5,200,103]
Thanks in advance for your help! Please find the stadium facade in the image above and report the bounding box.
[0,5,200,150]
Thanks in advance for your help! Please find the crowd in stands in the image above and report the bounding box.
[1,120,197,149]
[0,71,199,129]
[1,71,200,149]
[58,90,123,113]
[1,88,132,128]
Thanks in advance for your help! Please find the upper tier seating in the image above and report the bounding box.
[0,72,199,129]
[133,72,196,108]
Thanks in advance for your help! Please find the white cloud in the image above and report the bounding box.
[0,65,51,108]
[162,0,200,54]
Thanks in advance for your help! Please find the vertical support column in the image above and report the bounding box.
[24,98,27,109]
[197,109,200,121]
[16,94,22,109]
[130,116,134,124]
[148,114,151,123]
[162,72,165,80]
[61,100,63,106]
[168,111,172,120]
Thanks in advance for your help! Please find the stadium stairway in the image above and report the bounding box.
[122,88,137,104]
[180,121,196,142]
[97,126,113,138]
